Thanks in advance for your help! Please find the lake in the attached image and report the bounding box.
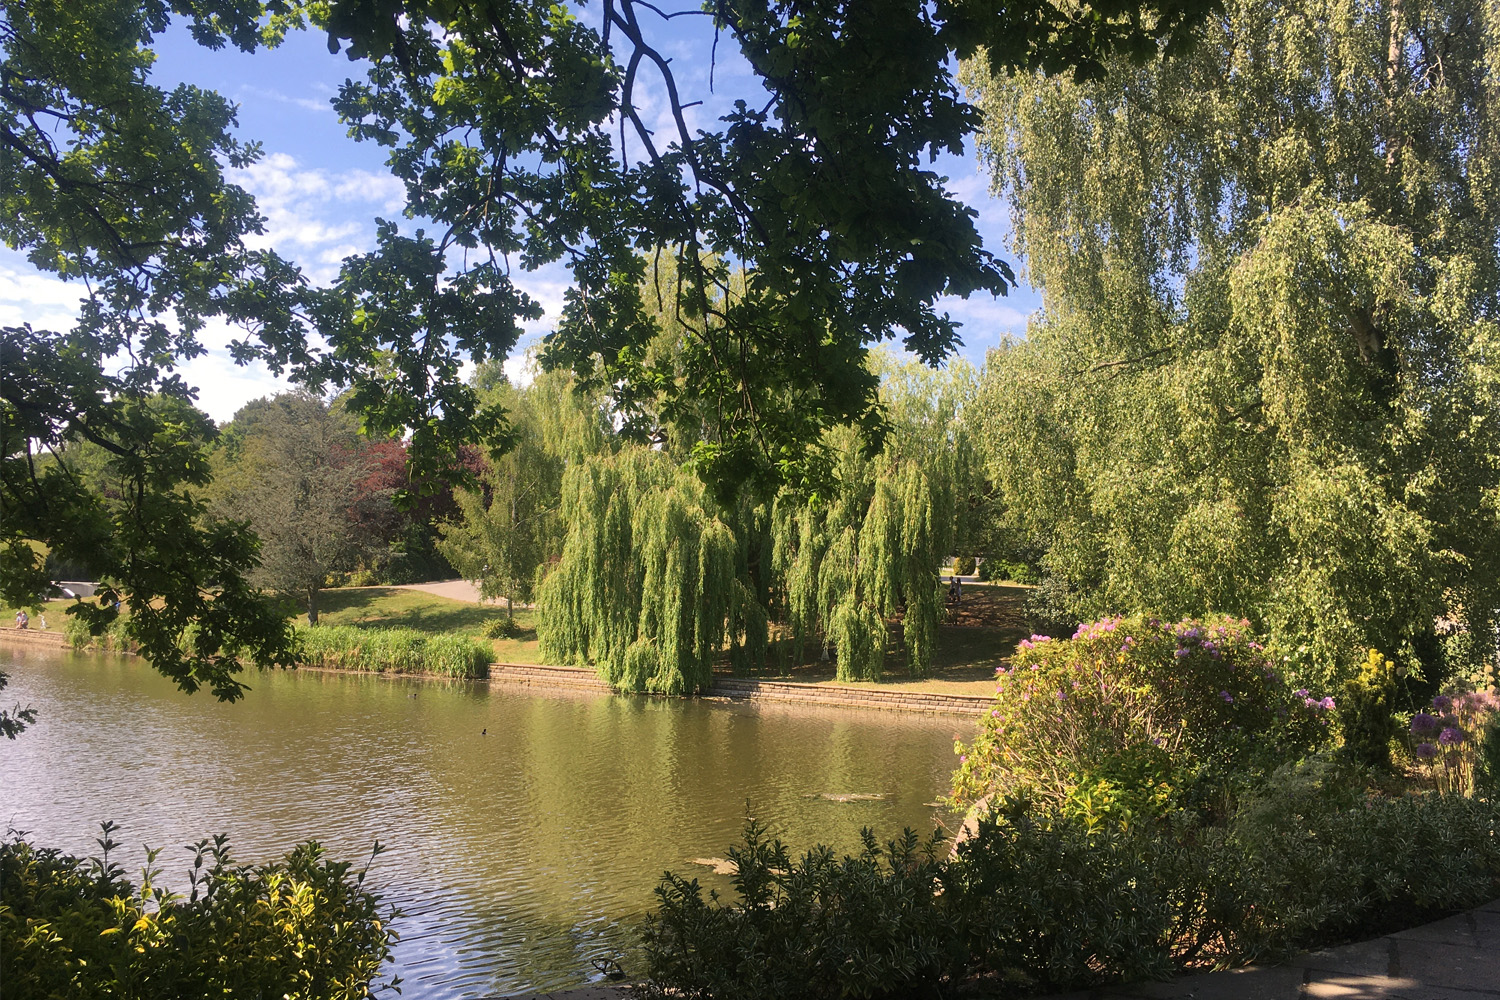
[0,643,972,998]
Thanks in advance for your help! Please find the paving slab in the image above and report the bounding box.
[1375,939,1500,993]
[1298,939,1400,980]
[1301,971,1500,1000]
[1124,963,1307,1000]
[1391,909,1499,951]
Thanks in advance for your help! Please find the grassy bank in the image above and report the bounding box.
[301,587,542,664]
[295,624,492,678]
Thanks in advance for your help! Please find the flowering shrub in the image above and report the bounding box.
[953,616,1333,823]
[1407,688,1500,795]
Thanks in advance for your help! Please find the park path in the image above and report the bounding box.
[491,898,1500,1000]
[393,579,493,604]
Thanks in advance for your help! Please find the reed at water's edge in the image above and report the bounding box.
[294,625,491,678]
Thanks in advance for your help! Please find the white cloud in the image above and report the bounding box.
[235,85,335,115]
[228,152,408,283]
[0,261,86,330]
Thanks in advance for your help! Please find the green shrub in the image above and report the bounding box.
[1226,773,1500,952]
[953,616,1333,823]
[485,616,524,640]
[645,791,1500,999]
[63,612,134,653]
[643,820,954,1000]
[295,625,491,677]
[1339,649,1401,769]
[0,825,398,999]
[953,555,977,576]
[944,809,1179,990]
[978,559,1041,585]
[348,569,381,588]
[1476,714,1500,799]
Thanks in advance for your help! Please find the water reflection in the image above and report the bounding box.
[0,644,972,997]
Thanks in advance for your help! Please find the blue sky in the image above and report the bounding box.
[0,7,1038,422]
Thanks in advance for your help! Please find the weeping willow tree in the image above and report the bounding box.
[768,354,975,681]
[966,0,1500,687]
[536,449,765,694]
[437,363,609,615]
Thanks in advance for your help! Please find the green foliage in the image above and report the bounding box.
[645,789,1500,998]
[438,366,604,609]
[63,612,133,653]
[295,625,491,677]
[965,0,1500,689]
[1340,649,1403,770]
[537,449,758,694]
[978,559,1041,585]
[1,0,1221,717]
[643,820,954,1000]
[953,556,977,575]
[208,393,384,626]
[766,354,976,680]
[953,616,1333,820]
[0,825,397,999]
[1476,715,1500,800]
[485,616,524,640]
[1224,766,1500,950]
[313,0,1209,493]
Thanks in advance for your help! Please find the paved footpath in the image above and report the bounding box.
[491,899,1499,1000]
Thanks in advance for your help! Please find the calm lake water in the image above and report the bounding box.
[0,643,972,998]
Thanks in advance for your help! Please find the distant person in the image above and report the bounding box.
[14,609,28,629]
[955,575,962,603]
[37,612,46,630]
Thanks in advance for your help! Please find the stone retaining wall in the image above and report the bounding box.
[0,627,68,649]
[486,662,991,717]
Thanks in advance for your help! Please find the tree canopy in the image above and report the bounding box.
[965,0,1500,686]
[1,0,1214,707]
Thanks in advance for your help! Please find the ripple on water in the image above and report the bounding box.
[0,646,968,998]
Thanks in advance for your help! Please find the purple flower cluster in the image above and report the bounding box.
[1072,617,1123,641]
[1408,689,1498,771]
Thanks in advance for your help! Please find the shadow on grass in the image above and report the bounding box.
[742,583,1030,687]
[310,587,535,638]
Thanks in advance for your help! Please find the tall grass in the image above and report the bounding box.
[294,625,491,678]
[64,614,134,653]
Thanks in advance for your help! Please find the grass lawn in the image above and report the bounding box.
[722,582,1031,697]
[301,587,545,664]
[1,597,84,633]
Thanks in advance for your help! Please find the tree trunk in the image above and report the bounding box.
[506,594,513,621]
[1384,0,1404,171]
[307,585,319,626]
